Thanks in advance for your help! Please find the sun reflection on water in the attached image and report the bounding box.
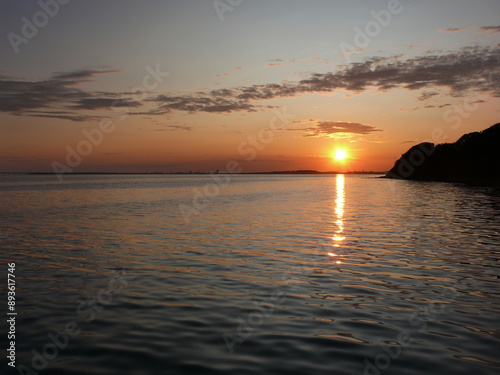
[329,174,345,264]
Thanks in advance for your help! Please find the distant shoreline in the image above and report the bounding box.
[0,170,387,176]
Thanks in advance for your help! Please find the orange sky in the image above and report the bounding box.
[1,1,499,174]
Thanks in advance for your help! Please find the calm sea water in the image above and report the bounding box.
[1,174,499,375]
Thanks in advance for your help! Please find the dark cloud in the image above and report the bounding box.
[293,121,381,138]
[0,78,86,112]
[51,69,121,80]
[23,113,102,122]
[310,45,498,94]
[418,91,439,101]
[297,46,499,94]
[71,98,141,110]
[147,94,258,114]
[209,88,234,97]
[477,26,500,34]
[145,45,499,115]
[18,110,102,122]
[1,45,498,121]
[0,69,122,119]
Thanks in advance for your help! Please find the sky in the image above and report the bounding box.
[0,0,499,173]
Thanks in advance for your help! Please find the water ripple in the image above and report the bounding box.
[1,175,499,374]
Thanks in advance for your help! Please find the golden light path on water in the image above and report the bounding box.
[329,174,345,264]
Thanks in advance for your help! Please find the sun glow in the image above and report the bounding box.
[334,149,347,161]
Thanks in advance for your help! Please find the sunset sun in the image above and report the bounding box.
[334,149,347,161]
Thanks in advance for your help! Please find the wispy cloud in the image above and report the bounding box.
[0,69,125,119]
[437,25,500,35]
[51,69,122,80]
[146,94,260,114]
[21,111,102,122]
[70,98,141,110]
[144,45,499,114]
[1,45,498,121]
[417,91,439,101]
[297,46,499,94]
[291,121,381,138]
[477,26,500,34]
[153,124,193,132]
[438,27,468,33]
[423,103,451,109]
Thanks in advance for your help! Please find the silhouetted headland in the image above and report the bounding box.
[386,123,500,185]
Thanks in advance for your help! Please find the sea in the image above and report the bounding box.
[1,174,499,375]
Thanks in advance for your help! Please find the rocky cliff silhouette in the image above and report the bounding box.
[386,123,500,185]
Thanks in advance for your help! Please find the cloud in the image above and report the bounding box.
[423,103,451,109]
[1,44,498,121]
[292,121,381,138]
[296,45,499,94]
[209,88,234,97]
[440,25,500,35]
[144,44,499,115]
[21,111,102,122]
[418,91,439,101]
[438,27,468,33]
[477,26,500,34]
[153,124,193,132]
[51,69,122,81]
[147,94,259,114]
[0,69,123,119]
[71,98,141,110]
